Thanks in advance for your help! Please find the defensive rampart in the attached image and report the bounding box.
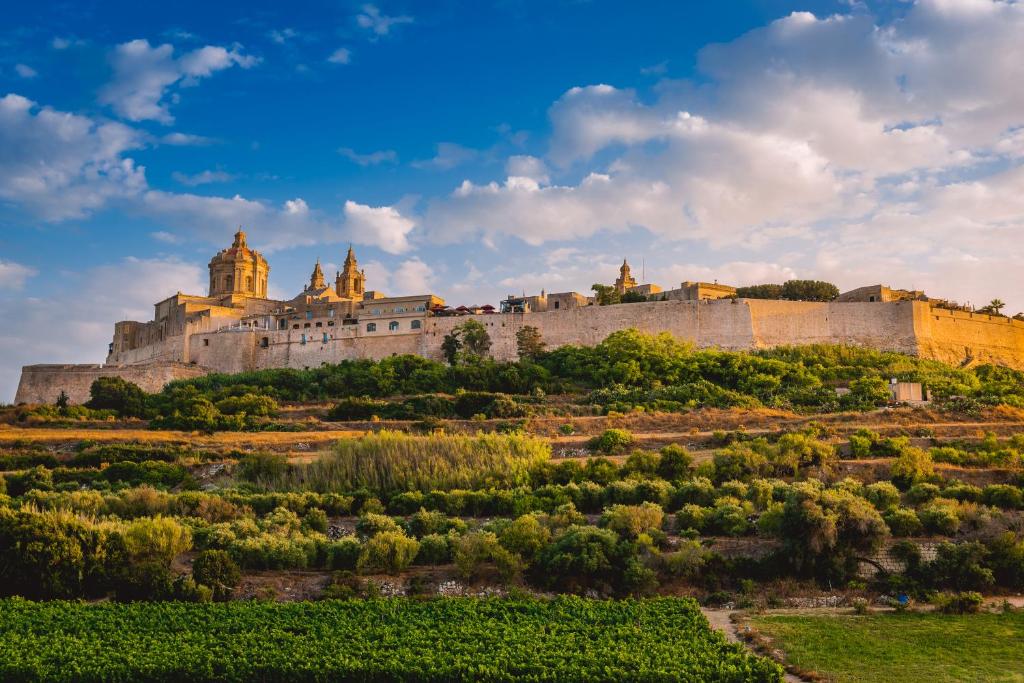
[14,362,211,405]
[15,299,1024,403]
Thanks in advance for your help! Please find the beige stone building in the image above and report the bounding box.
[15,232,1024,404]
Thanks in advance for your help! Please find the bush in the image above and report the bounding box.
[934,591,984,614]
[657,444,692,480]
[192,550,241,601]
[533,525,641,596]
[890,447,934,489]
[497,515,551,562]
[235,453,289,484]
[326,538,362,570]
[355,513,402,539]
[356,531,420,575]
[600,503,664,539]
[452,531,522,581]
[414,534,452,565]
[864,481,901,511]
[884,507,923,536]
[86,377,147,418]
[588,429,634,455]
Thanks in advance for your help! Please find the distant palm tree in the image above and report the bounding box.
[987,299,1006,315]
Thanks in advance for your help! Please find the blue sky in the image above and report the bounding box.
[1,0,1023,400]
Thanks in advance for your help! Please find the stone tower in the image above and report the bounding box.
[307,259,326,291]
[336,245,366,299]
[208,229,270,299]
[614,258,637,294]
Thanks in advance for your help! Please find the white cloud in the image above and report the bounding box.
[160,132,217,146]
[343,200,415,254]
[99,38,259,124]
[505,155,549,183]
[356,4,413,36]
[171,169,234,186]
[14,64,37,79]
[327,47,352,64]
[0,260,36,290]
[268,28,298,44]
[0,256,206,402]
[51,37,71,49]
[140,191,336,252]
[406,0,1024,311]
[360,257,434,296]
[0,94,146,221]
[413,142,479,170]
[150,230,181,244]
[338,146,397,165]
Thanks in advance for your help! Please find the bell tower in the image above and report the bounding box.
[335,245,366,299]
[614,258,637,294]
[308,259,326,291]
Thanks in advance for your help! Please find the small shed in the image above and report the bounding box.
[889,379,926,403]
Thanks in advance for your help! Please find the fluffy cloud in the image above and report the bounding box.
[338,147,397,165]
[171,169,234,186]
[99,39,259,124]
[413,142,480,170]
[361,257,434,296]
[140,191,335,252]
[0,261,36,290]
[356,4,413,36]
[14,64,37,79]
[0,256,204,402]
[412,0,1024,311]
[0,94,146,221]
[343,200,415,254]
[327,47,352,64]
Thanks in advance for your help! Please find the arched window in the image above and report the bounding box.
[411,320,422,330]
[366,323,377,332]
[389,321,399,331]
[225,274,233,290]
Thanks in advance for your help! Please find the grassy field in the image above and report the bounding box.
[750,611,1024,683]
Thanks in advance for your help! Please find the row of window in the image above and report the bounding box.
[366,319,422,333]
[368,305,428,315]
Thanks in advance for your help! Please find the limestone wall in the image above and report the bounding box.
[14,362,210,405]
[913,304,1024,368]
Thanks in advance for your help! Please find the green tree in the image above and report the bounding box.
[441,329,462,366]
[357,531,419,575]
[981,299,1006,316]
[591,284,621,306]
[192,550,241,601]
[515,325,546,360]
[55,390,70,413]
[620,290,648,303]
[459,319,492,359]
[86,376,148,417]
[735,284,784,300]
[780,280,839,302]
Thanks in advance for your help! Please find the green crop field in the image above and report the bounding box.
[0,597,781,682]
[750,611,1024,683]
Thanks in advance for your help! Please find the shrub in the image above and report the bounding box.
[414,534,452,565]
[534,525,637,596]
[927,542,993,591]
[712,444,769,483]
[600,503,664,539]
[657,444,692,480]
[355,513,402,539]
[864,481,901,511]
[452,531,522,581]
[981,485,1024,510]
[302,508,329,534]
[326,538,362,570]
[215,394,278,417]
[497,515,551,562]
[356,531,419,575]
[327,398,391,421]
[884,507,923,536]
[588,429,634,455]
[192,550,241,601]
[86,377,147,418]
[236,452,289,484]
[405,509,466,538]
[934,591,984,614]
[890,447,934,489]
[918,499,961,536]
[676,505,708,533]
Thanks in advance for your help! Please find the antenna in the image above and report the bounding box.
[642,258,645,282]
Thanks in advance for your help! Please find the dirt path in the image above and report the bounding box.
[701,608,806,683]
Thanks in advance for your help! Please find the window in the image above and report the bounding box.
[260,337,269,348]
[394,307,406,313]
[304,323,311,328]
[869,296,876,302]
[415,305,426,312]
[279,319,287,330]
[554,300,560,309]
[301,334,307,345]
[246,276,253,290]
[389,321,399,331]
[327,321,335,326]
[203,339,210,347]
[292,324,300,329]
[322,333,329,344]
[366,323,377,332]
[315,322,323,328]
[305,310,313,320]
[225,274,233,290]
[328,309,335,318]
[411,320,422,330]
[372,308,382,315]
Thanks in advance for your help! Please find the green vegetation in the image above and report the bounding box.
[0,597,781,682]
[257,431,551,494]
[750,611,1024,683]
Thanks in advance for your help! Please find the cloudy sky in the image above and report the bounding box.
[2,0,1023,400]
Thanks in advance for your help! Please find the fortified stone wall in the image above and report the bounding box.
[14,362,210,405]
[17,298,1024,403]
[913,305,1024,368]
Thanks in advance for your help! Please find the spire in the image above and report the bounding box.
[233,227,247,249]
[309,258,326,290]
[345,244,357,265]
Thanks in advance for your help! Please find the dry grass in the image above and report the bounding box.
[0,426,366,448]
